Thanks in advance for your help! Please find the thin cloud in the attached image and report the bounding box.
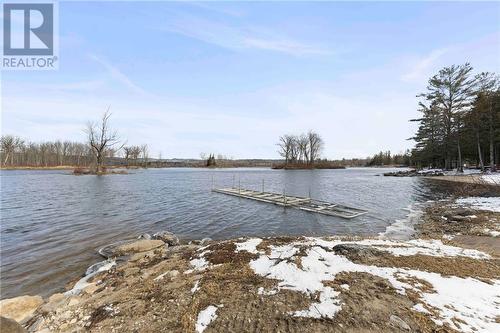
[88,54,151,96]
[161,15,331,56]
[243,37,331,56]
[402,48,448,82]
[187,2,246,18]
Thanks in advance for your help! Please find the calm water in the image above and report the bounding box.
[1,167,441,299]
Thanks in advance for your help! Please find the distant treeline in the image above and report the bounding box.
[366,150,412,167]
[0,134,411,170]
[0,135,151,169]
[0,136,94,167]
[410,63,499,171]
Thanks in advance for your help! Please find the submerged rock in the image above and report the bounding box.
[100,239,166,258]
[0,295,43,323]
[137,233,152,240]
[152,231,179,246]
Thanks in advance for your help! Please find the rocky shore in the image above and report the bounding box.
[1,199,499,333]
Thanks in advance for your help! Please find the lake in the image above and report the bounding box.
[1,167,442,299]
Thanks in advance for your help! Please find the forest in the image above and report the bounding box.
[410,63,499,171]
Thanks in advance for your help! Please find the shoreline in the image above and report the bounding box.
[424,174,500,186]
[1,197,499,332]
[0,165,408,171]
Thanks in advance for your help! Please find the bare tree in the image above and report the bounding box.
[123,146,132,166]
[85,110,121,173]
[141,144,149,167]
[307,130,324,164]
[131,146,141,165]
[1,135,23,166]
[277,134,295,164]
[298,134,309,164]
[277,131,324,166]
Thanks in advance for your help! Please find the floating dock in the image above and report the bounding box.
[212,187,367,219]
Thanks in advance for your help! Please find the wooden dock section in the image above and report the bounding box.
[212,188,367,219]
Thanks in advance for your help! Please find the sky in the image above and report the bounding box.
[1,1,500,159]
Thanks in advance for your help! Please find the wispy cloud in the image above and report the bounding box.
[45,80,106,92]
[401,48,448,82]
[88,54,151,96]
[187,2,246,18]
[160,15,330,56]
[242,37,330,56]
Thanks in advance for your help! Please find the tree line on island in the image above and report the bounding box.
[275,131,346,169]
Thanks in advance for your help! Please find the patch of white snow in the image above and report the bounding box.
[456,197,500,213]
[481,174,500,185]
[247,240,499,332]
[195,305,220,333]
[235,238,262,254]
[191,280,200,293]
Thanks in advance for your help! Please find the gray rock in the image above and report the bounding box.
[39,293,67,314]
[389,314,411,331]
[116,240,165,255]
[0,316,27,333]
[0,295,43,323]
[99,239,164,258]
[123,267,140,277]
[332,243,383,260]
[451,215,471,221]
[444,208,474,217]
[152,231,179,246]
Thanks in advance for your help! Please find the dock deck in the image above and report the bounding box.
[212,188,367,219]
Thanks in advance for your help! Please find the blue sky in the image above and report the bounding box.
[2,1,500,159]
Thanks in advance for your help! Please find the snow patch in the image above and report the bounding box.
[413,303,430,314]
[248,239,499,332]
[257,287,277,295]
[483,229,500,237]
[481,174,500,185]
[235,238,262,254]
[456,197,500,213]
[195,305,220,333]
[191,280,200,293]
[386,239,490,259]
[190,258,209,271]
[309,238,490,259]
